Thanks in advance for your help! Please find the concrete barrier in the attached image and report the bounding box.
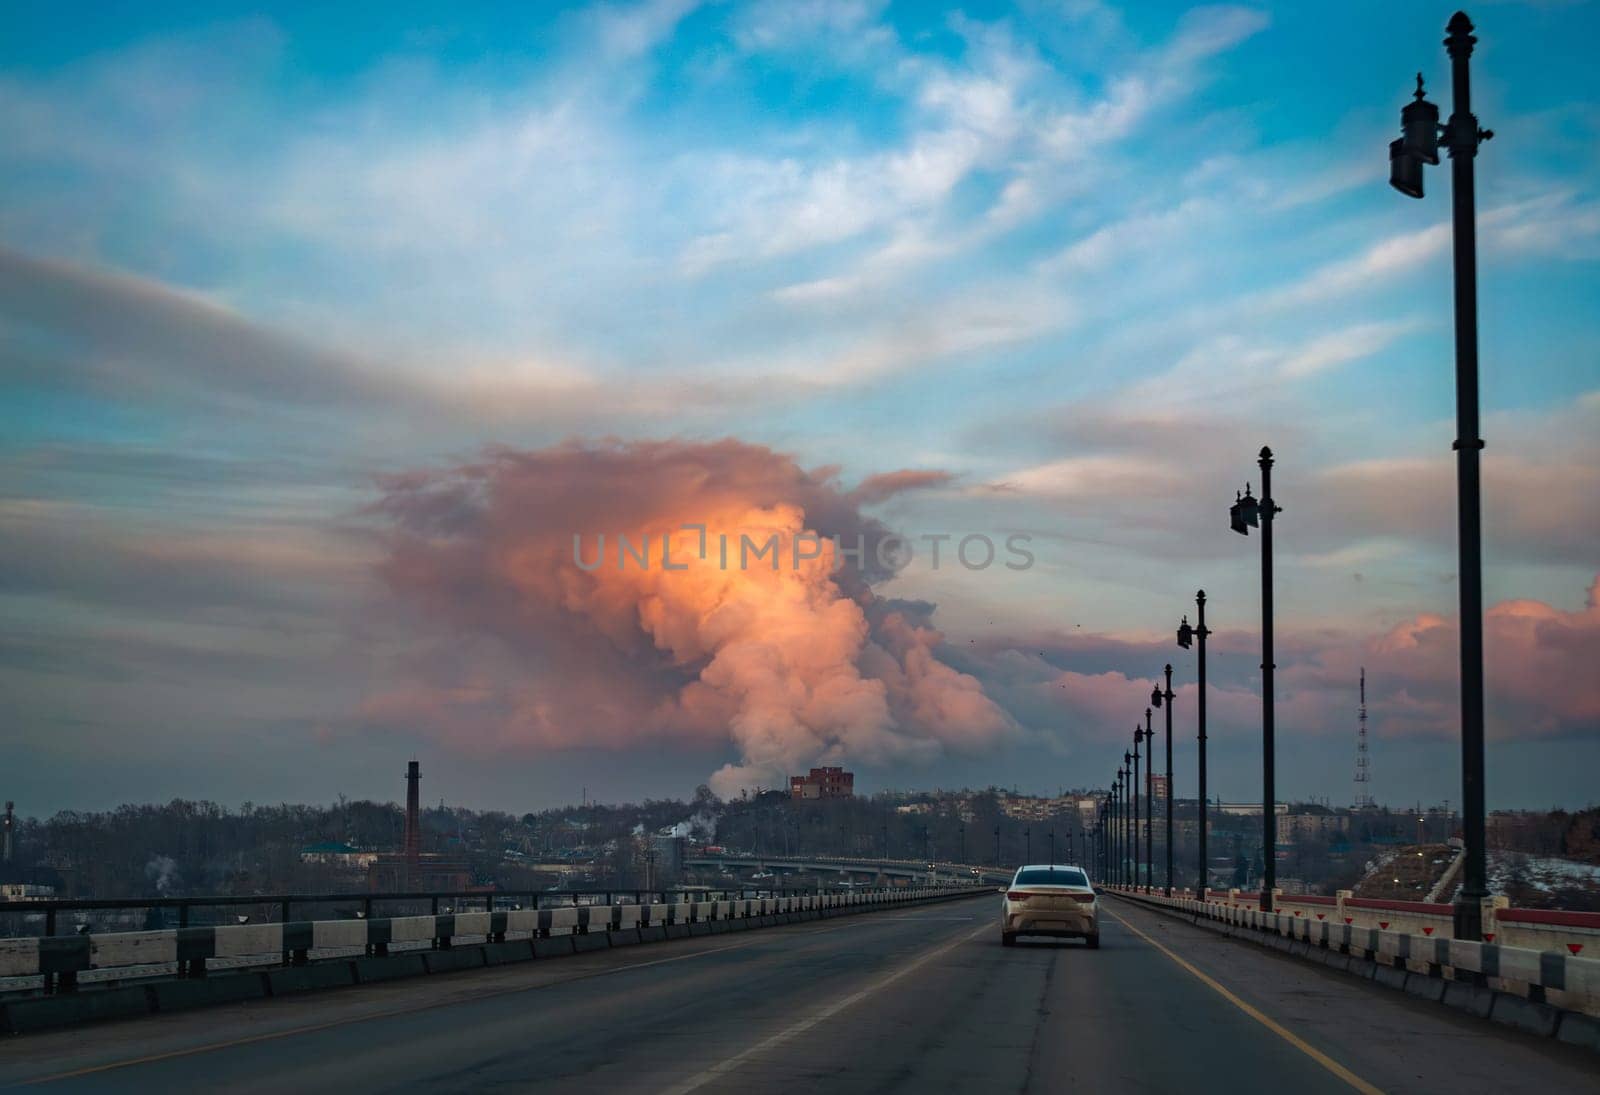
[0,885,985,1035]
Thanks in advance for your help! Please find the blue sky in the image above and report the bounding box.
[2,1,1596,814]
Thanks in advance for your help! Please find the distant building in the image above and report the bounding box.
[299,841,378,868]
[790,767,855,800]
[1276,812,1351,844]
[1151,775,1169,800]
[998,793,1082,822]
[0,883,54,900]
[650,834,685,875]
[366,854,473,892]
[1218,802,1290,817]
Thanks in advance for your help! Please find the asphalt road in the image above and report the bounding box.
[1,895,1595,1093]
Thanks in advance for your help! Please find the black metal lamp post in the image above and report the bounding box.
[1152,666,1176,895]
[959,824,966,865]
[1024,826,1032,865]
[1143,707,1155,892]
[1390,9,1493,943]
[1231,447,1282,911]
[1048,829,1056,866]
[1119,767,1129,885]
[1130,732,1141,889]
[1114,773,1123,884]
[993,824,1000,866]
[1106,784,1114,883]
[1178,591,1212,898]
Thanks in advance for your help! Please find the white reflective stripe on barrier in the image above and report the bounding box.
[0,938,40,977]
[1498,946,1542,983]
[311,919,367,949]
[505,909,538,933]
[390,915,438,943]
[385,915,432,941]
[91,930,176,968]
[547,908,579,934]
[1448,939,1481,972]
[453,912,491,936]
[213,923,284,958]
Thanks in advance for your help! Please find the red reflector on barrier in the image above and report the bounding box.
[1483,933,1495,942]
[1422,927,1433,935]
[1316,914,1325,920]
[1344,917,1353,924]
[1569,943,1583,955]
[1379,921,1390,930]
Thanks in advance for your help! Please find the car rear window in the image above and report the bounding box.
[1014,868,1089,888]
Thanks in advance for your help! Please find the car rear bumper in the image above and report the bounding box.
[1004,911,1096,937]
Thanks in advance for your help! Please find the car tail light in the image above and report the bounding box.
[1005,891,1029,901]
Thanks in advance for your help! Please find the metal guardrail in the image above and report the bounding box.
[0,885,839,939]
[0,885,970,998]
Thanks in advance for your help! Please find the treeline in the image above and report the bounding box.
[0,787,1096,899]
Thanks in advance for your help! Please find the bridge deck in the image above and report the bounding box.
[1,895,1593,1092]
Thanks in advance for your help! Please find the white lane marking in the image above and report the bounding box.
[658,922,989,1095]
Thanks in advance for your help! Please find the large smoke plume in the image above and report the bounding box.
[370,439,1013,796]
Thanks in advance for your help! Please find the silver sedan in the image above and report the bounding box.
[1000,864,1099,947]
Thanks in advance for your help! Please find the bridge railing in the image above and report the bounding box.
[1,885,969,997]
[1104,885,1600,1021]
[0,884,849,940]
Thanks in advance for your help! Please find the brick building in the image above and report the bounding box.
[790,767,855,800]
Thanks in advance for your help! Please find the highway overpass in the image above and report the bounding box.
[1,890,1596,1092]
[682,852,1014,886]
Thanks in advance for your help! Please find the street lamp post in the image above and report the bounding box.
[1024,827,1032,865]
[1143,708,1155,892]
[1231,447,1282,911]
[1152,666,1176,896]
[1106,785,1114,883]
[1389,9,1493,943]
[1130,734,1141,889]
[1120,765,1132,883]
[1048,829,1056,865]
[1179,592,1212,898]
[959,824,966,865]
[1119,767,1129,885]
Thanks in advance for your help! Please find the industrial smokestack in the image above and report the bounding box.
[403,762,421,881]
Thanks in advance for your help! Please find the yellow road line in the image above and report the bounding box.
[1103,906,1385,1095]
[17,906,972,1086]
[657,923,990,1095]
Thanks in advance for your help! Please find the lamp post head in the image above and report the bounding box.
[1445,11,1476,57]
[1151,684,1162,708]
[1390,135,1426,199]
[1231,484,1260,534]
[1400,74,1441,165]
[1177,616,1193,649]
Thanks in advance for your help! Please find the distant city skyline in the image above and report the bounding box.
[2,2,1596,814]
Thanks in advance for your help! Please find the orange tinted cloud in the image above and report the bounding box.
[369,440,1013,795]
